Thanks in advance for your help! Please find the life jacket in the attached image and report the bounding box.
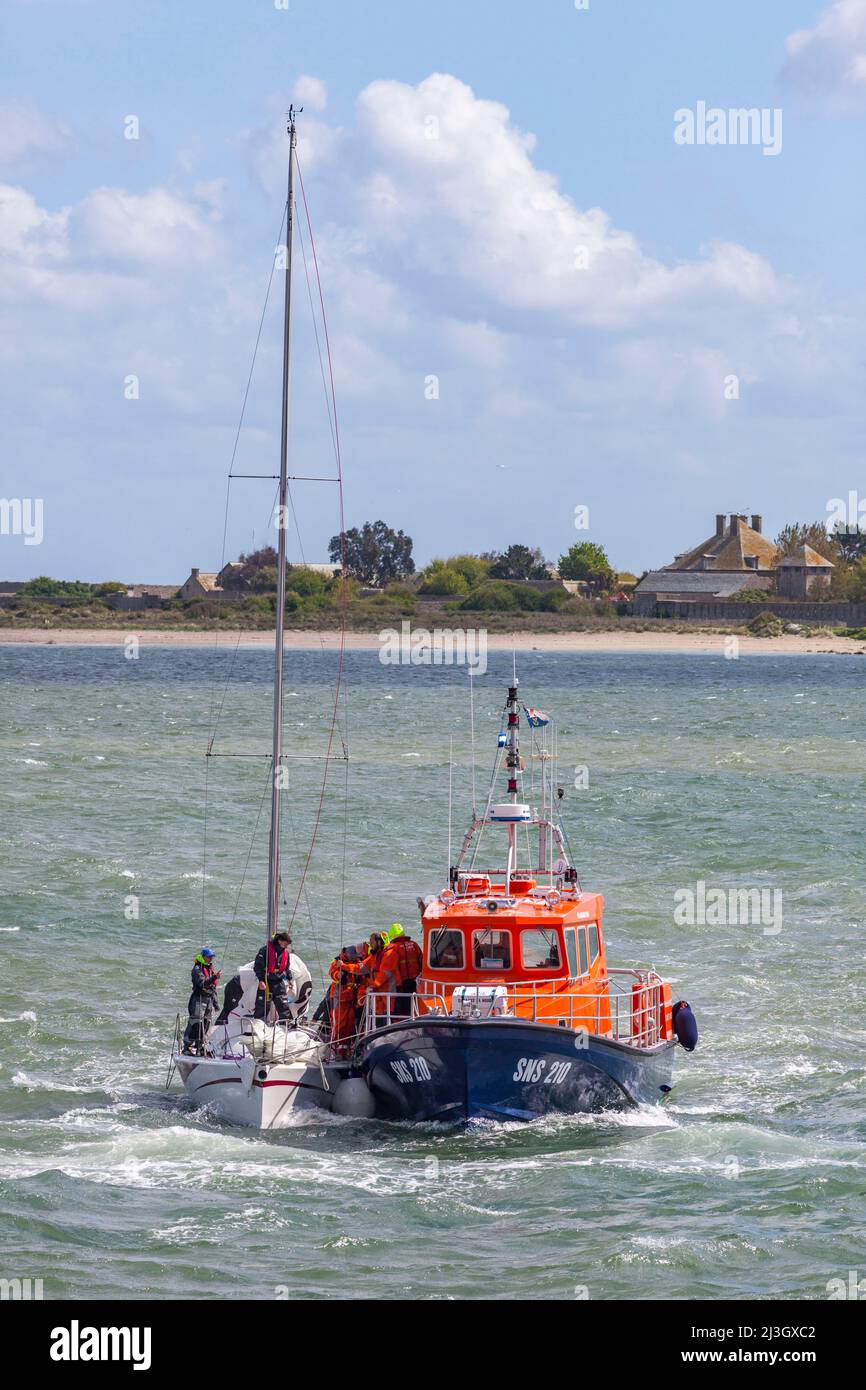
[328,958,360,1044]
[374,936,423,995]
[391,936,423,985]
[192,959,217,993]
[328,957,359,1005]
[356,948,384,1008]
[267,939,289,975]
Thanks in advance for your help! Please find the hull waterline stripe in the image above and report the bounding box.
[192,1075,326,1095]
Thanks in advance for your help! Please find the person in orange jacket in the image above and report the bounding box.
[371,924,423,1020]
[356,930,387,1020]
[328,945,362,1054]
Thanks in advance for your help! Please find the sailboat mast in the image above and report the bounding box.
[267,108,298,938]
[504,676,520,892]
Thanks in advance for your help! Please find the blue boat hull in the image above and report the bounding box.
[358,1017,677,1123]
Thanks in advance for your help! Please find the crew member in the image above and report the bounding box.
[253,930,293,1021]
[357,930,387,1020]
[328,945,362,1054]
[372,923,423,1020]
[182,947,221,1054]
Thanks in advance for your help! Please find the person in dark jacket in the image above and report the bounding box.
[214,973,244,1025]
[182,947,221,1054]
[253,931,293,1021]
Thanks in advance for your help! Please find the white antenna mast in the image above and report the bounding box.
[447,734,454,882]
[469,671,477,819]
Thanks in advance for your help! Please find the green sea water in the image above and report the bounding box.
[1,645,865,1301]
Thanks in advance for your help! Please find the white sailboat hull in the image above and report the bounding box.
[175,1054,339,1128]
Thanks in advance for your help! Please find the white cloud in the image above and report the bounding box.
[69,186,220,268]
[0,100,71,163]
[783,0,866,107]
[338,74,786,334]
[293,75,327,113]
[0,181,221,307]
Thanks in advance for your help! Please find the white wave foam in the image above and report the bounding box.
[11,1071,100,1094]
[0,1011,37,1024]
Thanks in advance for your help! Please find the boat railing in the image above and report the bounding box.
[358,991,449,1034]
[408,970,668,1048]
[606,968,666,1048]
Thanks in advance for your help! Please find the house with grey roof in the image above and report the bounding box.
[633,513,777,615]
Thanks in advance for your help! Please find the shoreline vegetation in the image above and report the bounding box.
[4,527,866,654]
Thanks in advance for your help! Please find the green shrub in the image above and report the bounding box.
[537,588,569,612]
[21,576,95,600]
[284,567,329,597]
[729,587,771,603]
[418,564,470,596]
[459,581,553,612]
[748,611,785,637]
[459,581,521,611]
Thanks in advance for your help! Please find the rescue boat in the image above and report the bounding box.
[353,679,697,1123]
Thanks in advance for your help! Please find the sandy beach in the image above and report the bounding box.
[0,627,863,655]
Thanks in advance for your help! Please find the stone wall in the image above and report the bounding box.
[653,599,866,624]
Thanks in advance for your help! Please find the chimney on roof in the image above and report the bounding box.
[729,515,742,536]
[751,514,762,534]
[192,568,200,579]
[715,514,725,536]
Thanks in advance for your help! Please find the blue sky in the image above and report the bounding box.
[2,0,865,580]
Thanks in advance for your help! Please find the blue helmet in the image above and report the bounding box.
[201,947,216,960]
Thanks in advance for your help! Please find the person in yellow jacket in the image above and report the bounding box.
[371,923,423,1020]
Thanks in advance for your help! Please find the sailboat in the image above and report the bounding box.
[167,109,346,1128]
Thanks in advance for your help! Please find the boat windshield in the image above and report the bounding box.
[428,928,465,970]
[521,928,561,970]
[472,928,511,970]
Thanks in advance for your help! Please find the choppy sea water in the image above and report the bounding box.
[1,645,864,1301]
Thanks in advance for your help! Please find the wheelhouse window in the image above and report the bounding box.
[472,928,511,970]
[578,927,589,976]
[428,928,464,970]
[521,928,561,971]
[564,927,579,978]
[588,923,600,966]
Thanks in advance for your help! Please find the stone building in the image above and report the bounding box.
[776,545,834,598]
[633,513,777,614]
[178,568,223,600]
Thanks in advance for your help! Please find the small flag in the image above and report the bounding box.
[523,706,550,728]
